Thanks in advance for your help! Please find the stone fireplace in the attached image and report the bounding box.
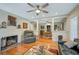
[1,35,18,50]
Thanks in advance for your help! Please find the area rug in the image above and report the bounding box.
[24,43,59,55]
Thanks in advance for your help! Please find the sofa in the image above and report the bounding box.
[23,30,36,43]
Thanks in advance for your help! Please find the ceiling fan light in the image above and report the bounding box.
[35,9,41,13]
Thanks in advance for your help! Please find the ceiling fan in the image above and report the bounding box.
[27,3,49,15]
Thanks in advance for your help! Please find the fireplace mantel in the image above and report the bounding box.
[0,28,25,43]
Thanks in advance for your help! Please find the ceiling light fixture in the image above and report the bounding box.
[27,3,49,15]
[35,9,41,13]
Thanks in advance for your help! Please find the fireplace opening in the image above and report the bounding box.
[1,35,18,50]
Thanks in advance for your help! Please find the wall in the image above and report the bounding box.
[66,4,79,41]
[0,9,33,43]
[0,9,32,30]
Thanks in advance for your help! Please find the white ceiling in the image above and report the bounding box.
[0,3,78,22]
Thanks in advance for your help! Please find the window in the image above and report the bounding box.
[70,16,77,41]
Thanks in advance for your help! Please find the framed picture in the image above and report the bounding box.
[23,22,28,29]
[8,15,16,26]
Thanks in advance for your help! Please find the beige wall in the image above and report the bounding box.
[66,4,79,41]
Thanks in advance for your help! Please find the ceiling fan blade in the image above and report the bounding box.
[42,3,49,8]
[27,10,35,12]
[42,10,48,13]
[27,3,35,8]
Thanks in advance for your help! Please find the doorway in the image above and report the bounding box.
[47,25,51,32]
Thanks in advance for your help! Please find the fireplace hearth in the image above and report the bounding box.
[1,35,18,50]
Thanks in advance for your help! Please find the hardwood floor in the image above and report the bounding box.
[0,37,58,55]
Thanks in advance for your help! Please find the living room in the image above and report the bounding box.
[0,3,79,55]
